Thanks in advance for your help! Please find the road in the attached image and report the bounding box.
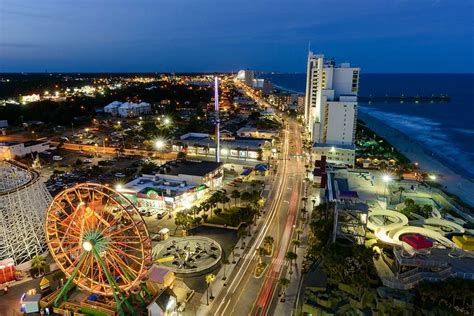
[210,115,304,316]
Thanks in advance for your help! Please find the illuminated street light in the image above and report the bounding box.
[429,174,437,181]
[382,175,392,203]
[382,175,391,183]
[163,117,171,125]
[155,139,165,150]
[115,184,123,191]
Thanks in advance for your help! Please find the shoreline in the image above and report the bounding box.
[358,112,474,207]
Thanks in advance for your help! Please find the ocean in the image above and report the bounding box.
[261,73,474,178]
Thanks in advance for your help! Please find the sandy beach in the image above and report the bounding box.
[358,112,474,207]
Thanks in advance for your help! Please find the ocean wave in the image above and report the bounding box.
[452,128,474,135]
[359,107,474,175]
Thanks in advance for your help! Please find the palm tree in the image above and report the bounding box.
[221,195,230,211]
[191,206,200,219]
[397,186,405,203]
[263,236,274,255]
[285,251,298,275]
[291,239,301,252]
[278,277,290,302]
[240,191,252,206]
[295,228,303,240]
[231,189,240,206]
[222,258,230,281]
[205,273,216,305]
[31,254,47,277]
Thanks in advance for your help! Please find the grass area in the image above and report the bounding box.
[206,206,255,227]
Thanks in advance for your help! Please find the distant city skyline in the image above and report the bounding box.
[1,0,473,73]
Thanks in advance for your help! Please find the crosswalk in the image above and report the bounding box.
[271,257,287,266]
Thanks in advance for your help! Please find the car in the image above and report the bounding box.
[156,210,168,219]
[83,159,93,163]
[52,155,63,161]
[115,172,126,178]
[138,207,151,216]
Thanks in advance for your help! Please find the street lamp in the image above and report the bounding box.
[429,174,437,181]
[163,117,171,125]
[103,138,108,154]
[155,139,165,159]
[382,175,392,202]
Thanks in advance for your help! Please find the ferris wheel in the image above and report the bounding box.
[45,183,152,314]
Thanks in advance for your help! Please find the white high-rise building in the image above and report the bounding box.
[304,52,360,166]
[237,70,255,87]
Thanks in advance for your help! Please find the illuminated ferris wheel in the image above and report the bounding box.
[45,183,151,314]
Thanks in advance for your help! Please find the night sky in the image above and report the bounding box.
[1,0,473,73]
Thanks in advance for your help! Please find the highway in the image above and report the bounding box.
[210,114,305,316]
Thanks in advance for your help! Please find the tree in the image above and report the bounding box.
[31,254,47,277]
[295,228,303,240]
[421,204,433,218]
[263,236,274,255]
[205,273,216,305]
[231,190,240,206]
[221,195,230,211]
[177,151,187,159]
[190,206,200,219]
[174,212,192,233]
[278,277,290,302]
[214,208,223,216]
[222,258,230,281]
[397,186,406,203]
[285,251,298,275]
[291,239,301,252]
[240,191,252,206]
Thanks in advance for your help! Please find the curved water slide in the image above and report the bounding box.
[367,210,459,250]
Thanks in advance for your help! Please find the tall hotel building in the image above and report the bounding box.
[304,52,359,166]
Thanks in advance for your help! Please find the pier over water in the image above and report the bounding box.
[358,95,450,103]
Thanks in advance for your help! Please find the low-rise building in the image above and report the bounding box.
[236,127,278,140]
[119,160,223,210]
[104,101,152,117]
[173,133,272,161]
[313,143,355,167]
[0,140,50,159]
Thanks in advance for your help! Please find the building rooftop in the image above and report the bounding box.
[176,133,269,150]
[158,159,222,177]
[122,175,197,197]
[313,142,356,150]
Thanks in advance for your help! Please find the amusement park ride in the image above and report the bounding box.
[45,183,153,315]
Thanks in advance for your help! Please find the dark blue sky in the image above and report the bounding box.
[1,0,473,73]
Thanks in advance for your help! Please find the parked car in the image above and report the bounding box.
[52,155,63,161]
[156,210,168,219]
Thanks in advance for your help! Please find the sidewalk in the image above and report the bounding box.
[273,236,307,315]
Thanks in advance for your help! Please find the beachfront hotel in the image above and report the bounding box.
[304,52,359,166]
